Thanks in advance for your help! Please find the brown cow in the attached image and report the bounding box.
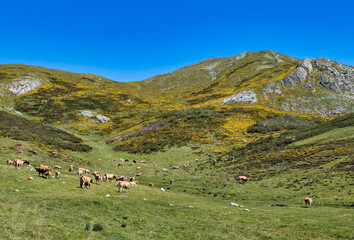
[55,171,61,178]
[80,175,93,189]
[104,174,117,182]
[117,163,123,167]
[36,165,51,177]
[117,181,131,192]
[237,176,249,184]
[149,182,154,188]
[141,160,147,164]
[14,159,25,169]
[130,181,138,187]
[304,198,313,208]
[43,171,52,179]
[136,173,142,177]
[92,172,102,184]
[7,160,14,165]
[54,165,62,170]
[129,176,135,182]
[116,176,127,181]
[77,170,84,177]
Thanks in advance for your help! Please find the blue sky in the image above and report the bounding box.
[0,0,353,82]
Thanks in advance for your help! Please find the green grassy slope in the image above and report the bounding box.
[1,128,353,239]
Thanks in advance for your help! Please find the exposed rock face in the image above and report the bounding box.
[221,90,258,104]
[96,114,110,123]
[78,110,95,118]
[2,77,43,95]
[263,57,354,117]
[78,110,110,123]
[298,58,313,72]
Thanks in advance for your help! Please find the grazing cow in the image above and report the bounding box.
[125,159,129,162]
[169,179,174,184]
[23,160,30,165]
[7,160,14,165]
[36,166,51,177]
[136,173,142,177]
[129,176,135,181]
[104,174,117,181]
[117,181,131,192]
[195,159,200,162]
[117,163,123,167]
[78,168,86,172]
[14,159,25,169]
[141,160,147,164]
[28,177,34,180]
[54,165,62,170]
[117,176,127,181]
[80,175,93,189]
[162,168,168,171]
[131,162,135,166]
[130,181,138,187]
[304,198,313,208]
[172,166,179,169]
[43,171,52,179]
[92,172,102,184]
[69,165,73,172]
[84,169,90,174]
[132,160,137,164]
[77,170,83,177]
[149,182,154,188]
[55,171,61,178]
[237,176,249,184]
[136,167,141,170]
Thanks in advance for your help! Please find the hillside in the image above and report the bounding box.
[0,50,353,154]
[0,52,353,239]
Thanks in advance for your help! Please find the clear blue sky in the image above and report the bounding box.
[0,0,353,82]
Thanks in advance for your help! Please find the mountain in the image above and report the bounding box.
[0,51,353,153]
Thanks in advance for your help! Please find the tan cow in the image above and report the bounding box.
[28,177,34,180]
[136,167,141,170]
[136,173,142,177]
[149,182,154,187]
[36,165,51,177]
[44,171,52,179]
[14,159,25,169]
[237,176,249,184]
[84,169,90,174]
[140,160,147,164]
[304,198,313,208]
[78,168,86,172]
[77,169,84,177]
[54,165,62,170]
[116,176,127,181]
[130,181,138,187]
[92,172,102,184]
[117,181,131,192]
[55,171,61,178]
[129,176,135,181]
[69,165,73,172]
[104,174,117,182]
[7,160,14,165]
[80,175,93,189]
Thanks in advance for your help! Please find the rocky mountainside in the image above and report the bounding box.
[0,51,353,153]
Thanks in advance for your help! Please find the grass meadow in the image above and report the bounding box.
[1,134,353,240]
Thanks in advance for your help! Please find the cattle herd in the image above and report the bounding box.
[5,157,313,207]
